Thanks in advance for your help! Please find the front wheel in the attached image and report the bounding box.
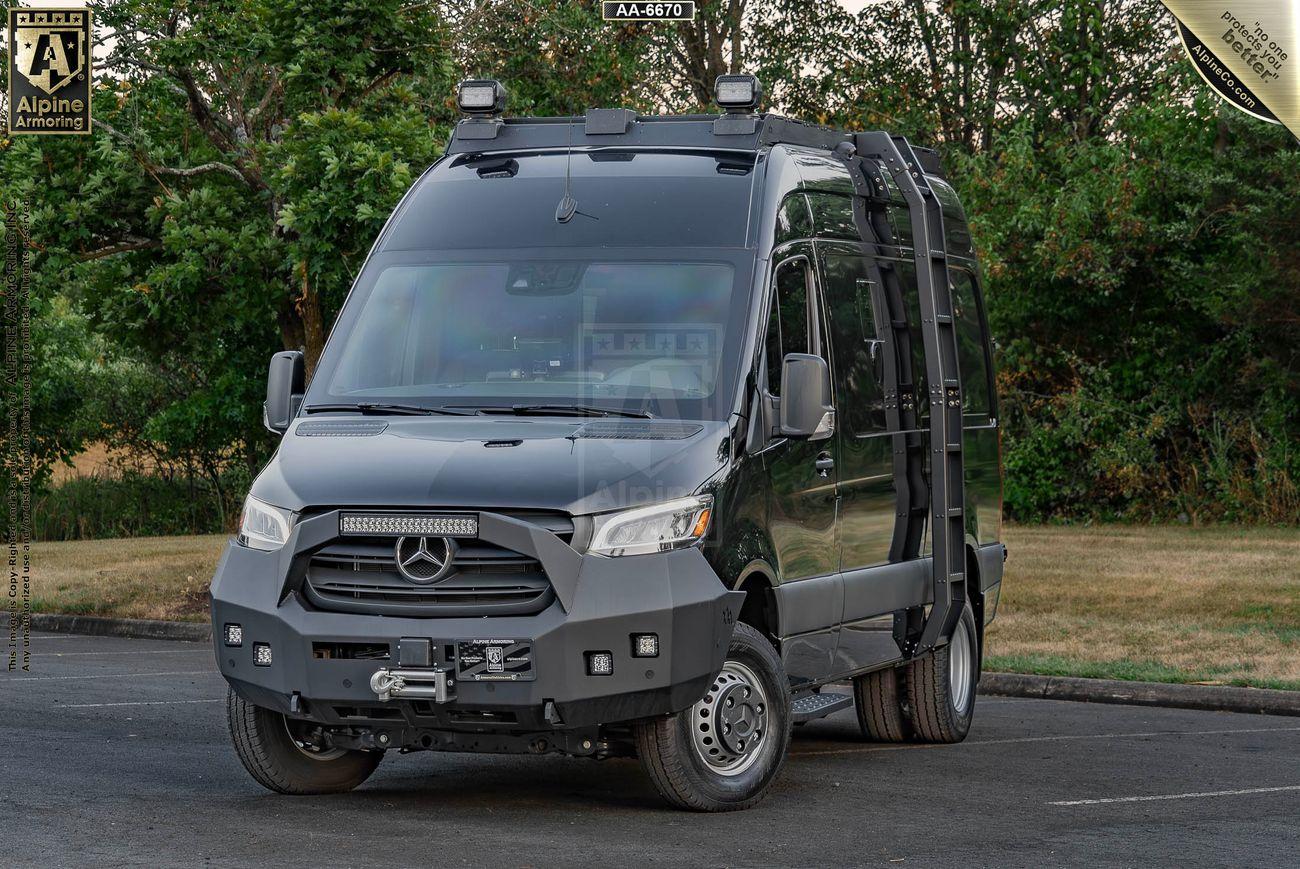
[226,688,383,794]
[634,623,791,811]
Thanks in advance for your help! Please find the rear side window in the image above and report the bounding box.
[805,192,858,240]
[951,270,992,420]
[764,256,811,396]
[821,253,885,434]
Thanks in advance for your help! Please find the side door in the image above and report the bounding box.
[817,244,909,673]
[761,244,842,684]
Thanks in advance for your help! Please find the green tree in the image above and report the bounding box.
[4,0,456,488]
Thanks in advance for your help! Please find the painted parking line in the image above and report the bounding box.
[793,725,1300,757]
[1050,785,1300,806]
[30,649,212,657]
[59,698,224,709]
[0,670,214,682]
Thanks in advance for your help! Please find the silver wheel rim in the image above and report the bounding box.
[284,717,346,761]
[949,618,974,716]
[689,661,770,777]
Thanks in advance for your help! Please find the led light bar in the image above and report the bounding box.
[339,513,479,537]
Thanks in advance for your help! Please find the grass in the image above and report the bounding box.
[17,524,1300,689]
[986,524,1300,691]
[25,534,224,622]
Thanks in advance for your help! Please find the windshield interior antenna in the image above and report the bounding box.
[555,117,578,223]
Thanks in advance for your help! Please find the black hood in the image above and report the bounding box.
[251,416,731,516]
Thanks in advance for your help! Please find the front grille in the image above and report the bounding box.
[303,512,572,617]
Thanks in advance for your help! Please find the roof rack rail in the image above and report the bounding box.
[445,110,947,178]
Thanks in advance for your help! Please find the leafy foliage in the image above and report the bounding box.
[4,0,1296,532]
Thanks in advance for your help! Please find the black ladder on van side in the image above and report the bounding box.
[841,153,928,567]
[850,132,967,657]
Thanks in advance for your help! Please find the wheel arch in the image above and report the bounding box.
[732,560,780,648]
[964,544,985,673]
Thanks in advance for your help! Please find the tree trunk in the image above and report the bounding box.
[296,261,326,380]
[277,294,306,355]
[729,0,743,73]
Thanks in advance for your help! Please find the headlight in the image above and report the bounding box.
[238,495,294,551]
[588,495,713,557]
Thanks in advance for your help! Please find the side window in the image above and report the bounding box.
[805,192,858,240]
[764,256,811,396]
[821,253,886,434]
[951,270,992,419]
[774,193,812,246]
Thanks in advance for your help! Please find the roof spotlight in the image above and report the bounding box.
[714,74,763,113]
[457,79,508,117]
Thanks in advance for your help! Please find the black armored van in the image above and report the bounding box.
[211,75,1005,811]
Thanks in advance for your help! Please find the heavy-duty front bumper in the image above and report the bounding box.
[210,510,744,731]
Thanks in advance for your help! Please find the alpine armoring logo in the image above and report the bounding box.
[7,7,93,135]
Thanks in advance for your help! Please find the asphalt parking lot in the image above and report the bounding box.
[3,633,1298,868]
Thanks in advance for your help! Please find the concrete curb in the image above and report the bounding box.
[31,613,211,643]
[981,671,1300,718]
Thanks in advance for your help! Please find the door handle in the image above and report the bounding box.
[815,452,834,477]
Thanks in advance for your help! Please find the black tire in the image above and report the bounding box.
[852,665,912,742]
[226,688,383,794]
[903,602,979,743]
[634,623,791,812]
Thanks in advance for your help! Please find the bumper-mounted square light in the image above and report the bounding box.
[714,74,762,113]
[253,643,273,667]
[224,623,243,647]
[586,651,614,676]
[632,634,659,658]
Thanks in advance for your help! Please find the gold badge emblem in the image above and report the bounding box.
[7,7,92,135]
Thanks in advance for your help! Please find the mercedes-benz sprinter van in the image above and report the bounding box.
[211,75,1005,811]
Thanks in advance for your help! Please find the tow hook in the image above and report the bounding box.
[369,667,455,703]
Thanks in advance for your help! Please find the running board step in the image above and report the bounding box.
[791,692,853,723]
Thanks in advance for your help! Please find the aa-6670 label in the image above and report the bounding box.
[602,2,695,22]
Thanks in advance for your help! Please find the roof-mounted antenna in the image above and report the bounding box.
[555,118,578,223]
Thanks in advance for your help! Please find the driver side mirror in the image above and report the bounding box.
[264,350,305,435]
[779,353,835,440]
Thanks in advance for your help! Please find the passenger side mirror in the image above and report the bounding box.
[264,351,305,435]
[779,353,835,440]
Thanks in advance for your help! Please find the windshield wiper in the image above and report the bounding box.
[303,402,473,416]
[450,404,655,419]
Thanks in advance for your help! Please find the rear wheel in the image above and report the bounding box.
[852,665,911,742]
[904,602,979,743]
[634,623,791,811]
[226,688,383,794]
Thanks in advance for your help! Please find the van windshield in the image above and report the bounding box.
[308,254,750,421]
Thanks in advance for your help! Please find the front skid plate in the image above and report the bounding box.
[323,723,631,758]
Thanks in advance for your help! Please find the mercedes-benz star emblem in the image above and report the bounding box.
[394,536,455,584]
